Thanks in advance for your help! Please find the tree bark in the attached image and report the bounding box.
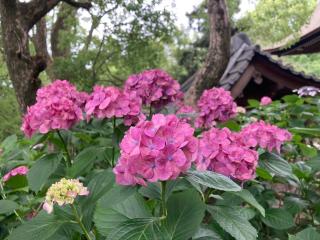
[0,0,44,113]
[185,0,231,105]
[32,17,54,80]
[0,0,91,113]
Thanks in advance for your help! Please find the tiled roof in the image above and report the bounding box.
[181,33,320,92]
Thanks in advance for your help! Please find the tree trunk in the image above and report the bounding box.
[185,0,231,105]
[0,0,45,113]
[0,0,91,113]
[32,17,54,80]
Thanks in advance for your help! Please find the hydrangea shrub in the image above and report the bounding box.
[1,75,318,240]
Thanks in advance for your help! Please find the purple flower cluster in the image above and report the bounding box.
[113,114,198,186]
[85,86,143,126]
[196,128,258,181]
[124,69,183,109]
[195,88,237,128]
[22,81,86,137]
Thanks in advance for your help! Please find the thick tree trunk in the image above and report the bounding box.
[0,0,45,113]
[185,0,231,105]
[0,0,91,113]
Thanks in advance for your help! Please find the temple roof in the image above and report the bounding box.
[181,33,320,95]
[265,2,320,56]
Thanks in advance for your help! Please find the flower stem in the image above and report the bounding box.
[0,181,24,223]
[56,130,71,167]
[71,204,93,240]
[149,105,153,119]
[160,181,167,218]
[111,116,116,167]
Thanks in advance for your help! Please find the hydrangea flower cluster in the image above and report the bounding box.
[293,86,320,97]
[124,69,183,109]
[36,80,88,108]
[195,88,237,128]
[21,81,86,137]
[239,121,292,153]
[113,114,198,186]
[2,166,29,182]
[43,178,89,214]
[196,128,258,181]
[260,96,272,106]
[85,86,143,126]
[176,104,196,123]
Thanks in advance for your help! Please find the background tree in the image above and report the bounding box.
[0,0,92,113]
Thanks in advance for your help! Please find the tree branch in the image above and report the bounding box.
[21,0,92,31]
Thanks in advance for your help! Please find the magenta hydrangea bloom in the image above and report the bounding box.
[260,96,272,106]
[85,86,142,126]
[195,88,237,128]
[124,69,183,109]
[196,128,258,181]
[21,80,87,137]
[36,80,88,108]
[239,121,292,153]
[113,114,198,186]
[2,166,29,182]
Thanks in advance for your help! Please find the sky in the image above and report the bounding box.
[160,0,257,29]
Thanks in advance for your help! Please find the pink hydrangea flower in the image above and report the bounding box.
[85,86,142,126]
[113,114,198,186]
[260,96,272,106]
[176,104,196,123]
[124,69,183,109]
[196,128,258,182]
[21,97,83,137]
[239,121,292,153]
[21,80,87,137]
[36,80,88,108]
[2,166,29,182]
[195,88,237,128]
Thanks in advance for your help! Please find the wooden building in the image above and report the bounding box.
[182,33,320,106]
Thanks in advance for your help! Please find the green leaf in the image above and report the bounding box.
[186,170,241,192]
[289,227,320,240]
[8,211,66,240]
[192,226,222,240]
[80,169,115,206]
[107,217,167,240]
[299,143,317,158]
[256,167,273,180]
[166,190,205,240]
[68,147,98,178]
[231,189,265,216]
[0,200,19,214]
[27,153,62,192]
[259,152,294,178]
[290,127,320,137]
[94,193,150,236]
[284,196,308,215]
[261,208,295,230]
[139,180,178,201]
[207,206,258,240]
[247,99,260,108]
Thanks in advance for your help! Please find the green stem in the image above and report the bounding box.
[160,181,167,218]
[57,130,71,167]
[149,105,153,119]
[111,116,116,167]
[71,204,93,240]
[0,181,24,223]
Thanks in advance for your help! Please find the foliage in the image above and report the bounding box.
[237,0,317,46]
[1,72,320,240]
